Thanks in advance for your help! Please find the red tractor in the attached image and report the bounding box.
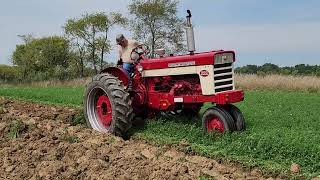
[84,10,245,137]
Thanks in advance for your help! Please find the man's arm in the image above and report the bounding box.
[117,46,123,65]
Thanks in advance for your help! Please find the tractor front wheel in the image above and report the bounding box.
[219,104,246,131]
[84,73,133,137]
[202,107,236,133]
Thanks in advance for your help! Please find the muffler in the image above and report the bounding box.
[186,10,196,55]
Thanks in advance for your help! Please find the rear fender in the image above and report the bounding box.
[100,67,129,87]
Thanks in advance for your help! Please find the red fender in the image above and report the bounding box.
[100,67,129,87]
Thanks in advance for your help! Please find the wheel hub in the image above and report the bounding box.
[96,95,112,127]
[206,117,225,133]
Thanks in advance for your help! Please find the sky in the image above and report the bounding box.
[0,0,319,67]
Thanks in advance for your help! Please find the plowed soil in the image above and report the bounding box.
[0,97,274,180]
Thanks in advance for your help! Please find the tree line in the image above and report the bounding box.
[235,63,320,76]
[1,0,185,83]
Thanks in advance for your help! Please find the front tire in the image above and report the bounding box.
[84,73,133,137]
[219,104,246,131]
[202,106,236,133]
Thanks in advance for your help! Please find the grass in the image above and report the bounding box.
[0,86,319,177]
[134,90,320,177]
[0,86,83,107]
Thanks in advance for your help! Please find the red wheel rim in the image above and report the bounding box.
[96,95,112,128]
[206,117,225,133]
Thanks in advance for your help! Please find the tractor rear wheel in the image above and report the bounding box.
[84,73,133,137]
[202,106,236,133]
[219,104,246,131]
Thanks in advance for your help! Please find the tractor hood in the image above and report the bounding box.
[140,50,235,70]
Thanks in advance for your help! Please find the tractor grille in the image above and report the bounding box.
[213,63,234,93]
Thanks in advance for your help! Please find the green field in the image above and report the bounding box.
[0,86,319,177]
[0,86,83,107]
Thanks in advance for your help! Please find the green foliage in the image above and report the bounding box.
[8,120,27,139]
[64,135,80,143]
[8,12,125,83]
[129,0,186,57]
[64,12,127,74]
[235,63,320,76]
[71,111,86,126]
[1,87,320,177]
[0,65,21,83]
[12,36,72,81]
[198,175,214,180]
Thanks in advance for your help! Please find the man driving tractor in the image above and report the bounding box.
[116,34,141,90]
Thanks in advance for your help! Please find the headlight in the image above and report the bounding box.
[214,53,234,64]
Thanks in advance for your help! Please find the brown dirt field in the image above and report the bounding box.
[0,97,278,180]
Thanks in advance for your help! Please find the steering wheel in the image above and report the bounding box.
[130,44,149,62]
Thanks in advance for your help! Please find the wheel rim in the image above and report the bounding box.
[96,95,112,128]
[206,117,225,133]
[86,87,112,132]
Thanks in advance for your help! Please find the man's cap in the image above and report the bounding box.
[116,34,125,44]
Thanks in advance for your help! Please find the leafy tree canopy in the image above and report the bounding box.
[12,36,70,80]
[129,0,186,57]
[64,12,127,73]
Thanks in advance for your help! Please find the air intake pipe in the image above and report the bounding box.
[186,10,195,55]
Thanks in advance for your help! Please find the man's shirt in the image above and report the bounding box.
[118,39,140,64]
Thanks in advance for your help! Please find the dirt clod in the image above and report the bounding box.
[141,149,155,159]
[290,163,301,173]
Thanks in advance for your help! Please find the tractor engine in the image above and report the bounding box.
[152,75,202,96]
[139,51,236,112]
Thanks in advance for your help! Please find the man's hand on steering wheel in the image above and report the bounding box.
[130,44,149,63]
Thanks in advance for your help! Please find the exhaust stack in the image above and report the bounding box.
[186,10,195,55]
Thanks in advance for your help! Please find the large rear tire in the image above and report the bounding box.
[202,106,236,133]
[84,73,133,137]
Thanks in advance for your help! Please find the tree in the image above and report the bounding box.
[12,44,28,79]
[64,19,88,78]
[17,34,34,44]
[0,65,20,83]
[260,63,280,74]
[128,0,186,58]
[64,12,127,75]
[235,63,320,77]
[97,12,127,69]
[12,36,71,81]
[235,65,258,74]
